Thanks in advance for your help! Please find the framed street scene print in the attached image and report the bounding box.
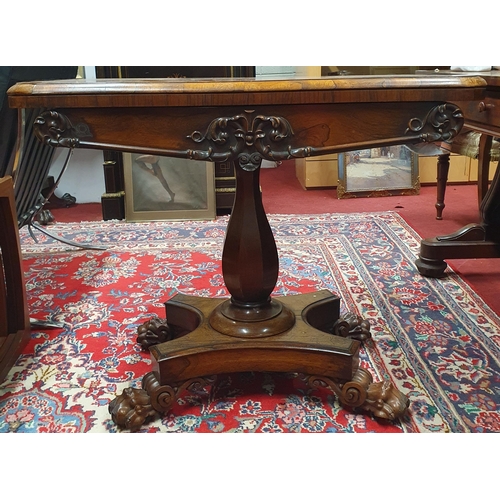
[337,145,419,198]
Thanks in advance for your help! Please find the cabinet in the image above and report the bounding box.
[419,154,497,184]
[419,154,469,184]
[296,153,497,192]
[296,154,338,189]
[256,66,321,78]
[469,158,498,182]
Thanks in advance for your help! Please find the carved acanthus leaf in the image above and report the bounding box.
[188,111,316,166]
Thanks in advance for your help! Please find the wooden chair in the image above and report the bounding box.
[435,131,499,219]
[0,176,30,382]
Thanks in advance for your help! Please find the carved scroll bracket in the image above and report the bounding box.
[33,111,80,148]
[405,103,464,144]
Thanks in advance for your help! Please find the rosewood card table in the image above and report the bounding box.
[8,75,486,430]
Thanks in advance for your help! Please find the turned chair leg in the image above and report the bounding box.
[435,153,450,220]
[436,136,493,220]
[477,134,493,207]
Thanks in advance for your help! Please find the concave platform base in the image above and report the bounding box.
[109,290,409,431]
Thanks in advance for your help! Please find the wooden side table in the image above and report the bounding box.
[8,75,486,430]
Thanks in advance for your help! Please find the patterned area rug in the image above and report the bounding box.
[1,212,499,433]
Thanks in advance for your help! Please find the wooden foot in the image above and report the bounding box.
[416,223,500,277]
[304,367,409,420]
[108,383,159,431]
[136,317,175,349]
[415,256,448,278]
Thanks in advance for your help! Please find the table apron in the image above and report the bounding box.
[31,101,465,161]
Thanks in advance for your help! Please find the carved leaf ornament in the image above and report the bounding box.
[188,111,296,170]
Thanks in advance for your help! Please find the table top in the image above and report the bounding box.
[415,71,500,136]
[418,69,500,88]
[7,74,487,109]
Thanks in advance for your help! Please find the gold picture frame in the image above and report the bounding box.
[337,145,420,199]
[123,153,216,222]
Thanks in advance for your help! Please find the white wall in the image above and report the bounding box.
[255,66,297,78]
[48,65,104,204]
[50,148,106,203]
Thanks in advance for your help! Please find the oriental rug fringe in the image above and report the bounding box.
[1,212,499,433]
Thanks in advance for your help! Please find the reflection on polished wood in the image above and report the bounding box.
[8,74,487,430]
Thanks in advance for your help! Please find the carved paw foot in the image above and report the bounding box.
[136,317,175,349]
[109,372,216,431]
[109,387,159,431]
[332,312,372,341]
[362,379,410,420]
[340,368,409,420]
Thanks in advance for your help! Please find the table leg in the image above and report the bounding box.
[478,134,493,206]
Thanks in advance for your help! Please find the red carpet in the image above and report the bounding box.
[3,212,499,433]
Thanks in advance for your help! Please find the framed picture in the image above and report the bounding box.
[123,153,216,222]
[337,145,420,198]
